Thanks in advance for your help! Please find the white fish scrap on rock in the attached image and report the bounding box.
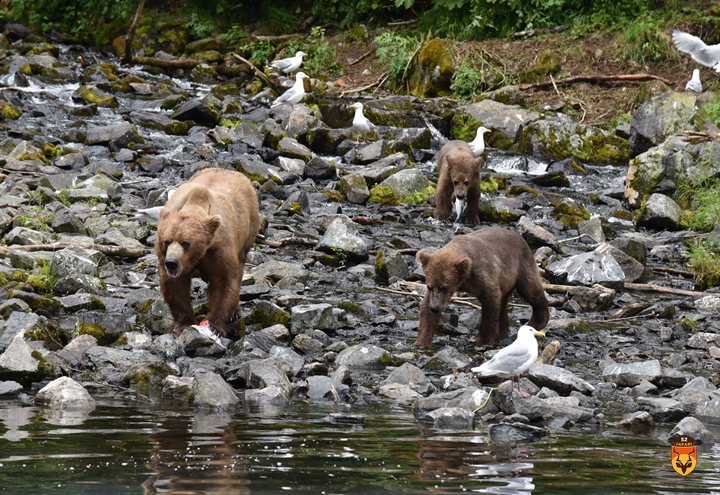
[685,68,702,92]
[672,29,720,72]
[191,321,227,349]
[269,50,306,74]
[471,325,545,397]
[271,72,308,109]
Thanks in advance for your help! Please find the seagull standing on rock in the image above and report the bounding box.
[351,102,376,145]
[686,68,702,92]
[468,126,490,157]
[471,325,545,397]
[271,72,308,110]
[672,29,720,72]
[269,51,306,74]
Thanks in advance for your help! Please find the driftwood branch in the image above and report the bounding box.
[250,33,301,43]
[652,266,694,278]
[340,72,388,97]
[520,73,673,91]
[349,47,377,66]
[122,0,146,64]
[623,282,707,298]
[130,56,199,70]
[230,53,277,93]
[375,286,482,310]
[259,237,318,248]
[0,243,146,259]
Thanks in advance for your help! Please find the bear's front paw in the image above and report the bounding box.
[229,310,241,322]
[208,322,228,338]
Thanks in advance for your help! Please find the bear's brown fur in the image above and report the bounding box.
[415,227,548,347]
[156,168,260,337]
[434,140,482,225]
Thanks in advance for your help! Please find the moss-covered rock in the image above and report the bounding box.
[629,91,697,158]
[246,300,291,328]
[517,119,629,165]
[407,39,455,98]
[368,185,399,205]
[75,85,119,108]
[518,51,561,84]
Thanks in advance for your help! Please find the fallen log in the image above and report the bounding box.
[623,282,707,298]
[259,237,318,248]
[520,73,673,91]
[130,56,199,70]
[536,340,561,365]
[0,243,146,259]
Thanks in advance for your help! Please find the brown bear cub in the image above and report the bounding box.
[434,140,483,225]
[415,227,549,347]
[156,168,260,337]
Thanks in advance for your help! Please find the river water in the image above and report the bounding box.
[1,397,718,494]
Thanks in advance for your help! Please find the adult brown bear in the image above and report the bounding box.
[156,168,259,337]
[434,141,483,225]
[415,227,549,347]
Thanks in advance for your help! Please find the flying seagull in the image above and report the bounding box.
[351,102,377,145]
[686,68,702,92]
[468,126,490,157]
[269,51,307,74]
[672,29,720,72]
[471,325,545,397]
[271,72,308,109]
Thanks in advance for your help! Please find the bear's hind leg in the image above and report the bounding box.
[160,272,198,336]
[473,294,502,346]
[206,275,241,338]
[516,274,550,331]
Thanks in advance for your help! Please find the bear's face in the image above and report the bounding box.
[156,211,221,278]
[418,251,471,314]
[446,155,480,201]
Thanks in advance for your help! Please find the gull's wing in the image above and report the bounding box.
[272,85,301,106]
[471,342,534,377]
[673,30,720,67]
[270,57,294,71]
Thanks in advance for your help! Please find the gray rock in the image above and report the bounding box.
[316,216,368,261]
[192,371,240,410]
[602,359,662,387]
[461,99,540,144]
[374,248,410,285]
[306,375,349,400]
[695,296,720,314]
[162,375,195,401]
[416,387,490,412]
[377,168,431,200]
[252,261,313,284]
[268,346,304,375]
[85,346,162,370]
[86,123,141,148]
[51,204,90,235]
[35,377,95,410]
[618,411,654,429]
[669,416,715,445]
[50,248,100,278]
[637,193,683,230]
[422,407,475,430]
[545,248,625,290]
[567,286,615,311]
[376,383,422,403]
[362,152,412,186]
[623,136,685,208]
[170,99,219,126]
[345,140,386,165]
[279,191,310,216]
[636,396,686,422]
[516,216,560,251]
[0,380,23,397]
[244,359,292,398]
[528,363,595,395]
[489,422,549,443]
[0,312,44,352]
[379,362,434,395]
[335,344,390,369]
[243,332,282,353]
[277,137,312,162]
[290,303,334,335]
[596,243,645,283]
[340,173,370,204]
[0,336,52,383]
[513,395,551,421]
[305,156,336,180]
[629,91,697,157]
[425,347,472,373]
[274,156,306,177]
[479,197,525,223]
[245,386,291,405]
[56,334,97,366]
[4,226,54,245]
[578,217,605,243]
[235,154,282,184]
[291,333,325,356]
[695,399,720,425]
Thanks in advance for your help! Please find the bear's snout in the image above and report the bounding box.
[165,258,181,278]
[429,306,441,314]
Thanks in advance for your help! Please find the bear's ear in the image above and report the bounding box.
[417,251,432,268]
[454,257,471,282]
[205,215,221,237]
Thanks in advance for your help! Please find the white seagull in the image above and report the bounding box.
[351,102,376,145]
[471,325,546,397]
[134,188,176,225]
[269,51,307,74]
[271,72,308,109]
[468,126,490,157]
[672,29,720,72]
[686,68,702,92]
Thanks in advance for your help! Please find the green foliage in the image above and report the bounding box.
[57,189,71,207]
[218,24,249,48]
[26,262,57,294]
[451,63,484,102]
[375,31,420,83]
[10,0,136,40]
[310,0,402,29]
[330,245,348,266]
[698,95,720,128]
[619,18,677,65]
[402,186,436,205]
[685,235,720,290]
[14,206,53,232]
[678,180,720,232]
[183,0,244,38]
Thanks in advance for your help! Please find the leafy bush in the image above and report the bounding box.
[685,235,720,290]
[451,62,484,101]
[678,180,720,232]
[375,31,421,83]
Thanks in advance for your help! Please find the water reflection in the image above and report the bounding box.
[0,405,33,441]
[142,411,249,495]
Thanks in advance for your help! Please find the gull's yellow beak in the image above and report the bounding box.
[535,331,546,337]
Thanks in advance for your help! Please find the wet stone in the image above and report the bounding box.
[0,380,23,397]
[421,407,475,430]
[35,377,95,411]
[306,375,349,400]
[489,422,549,443]
[669,416,715,445]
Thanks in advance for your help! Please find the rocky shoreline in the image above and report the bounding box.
[0,22,718,445]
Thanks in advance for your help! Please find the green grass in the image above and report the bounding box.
[374,31,420,84]
[685,235,720,290]
[677,180,720,232]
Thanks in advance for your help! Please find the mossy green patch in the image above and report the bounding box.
[518,51,561,84]
[368,185,399,205]
[322,190,344,202]
[480,177,499,194]
[450,112,481,141]
[338,301,360,313]
[31,350,53,374]
[0,102,21,120]
[401,185,436,205]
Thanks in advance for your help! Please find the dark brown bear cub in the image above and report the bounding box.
[434,140,483,225]
[415,227,549,347]
[156,168,260,337]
